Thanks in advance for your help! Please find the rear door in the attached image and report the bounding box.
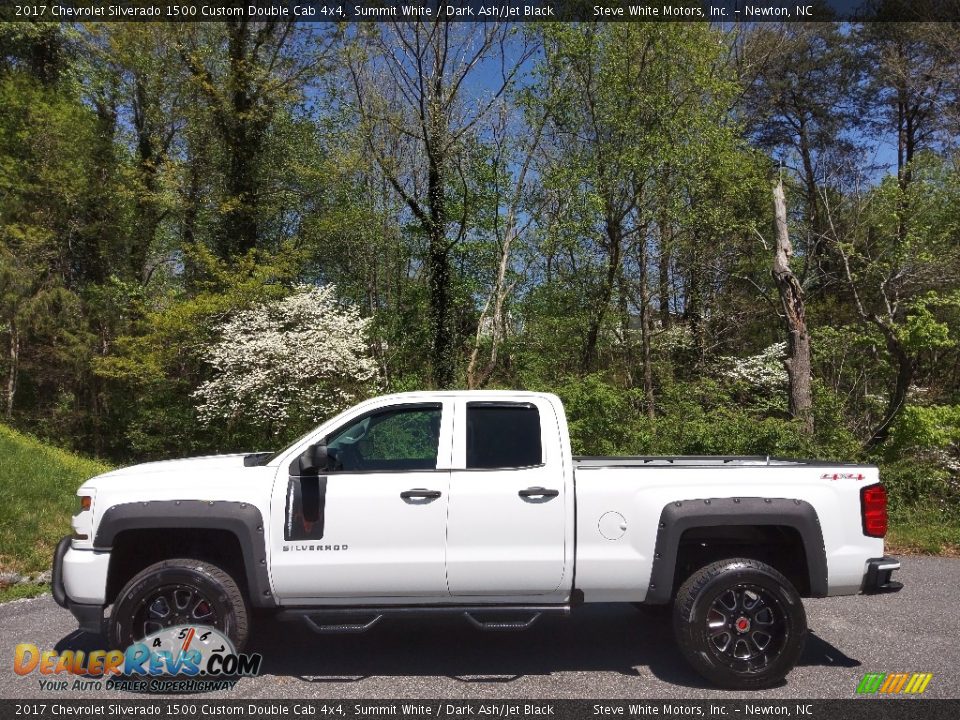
[446,399,567,596]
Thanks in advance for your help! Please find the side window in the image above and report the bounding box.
[466,403,542,469]
[327,405,442,472]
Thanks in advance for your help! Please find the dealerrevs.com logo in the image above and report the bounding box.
[15,625,262,693]
[856,672,934,695]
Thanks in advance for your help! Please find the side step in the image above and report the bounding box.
[278,605,569,634]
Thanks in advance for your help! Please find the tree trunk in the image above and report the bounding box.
[180,144,204,289]
[797,119,824,281]
[639,235,655,419]
[222,23,261,259]
[866,325,915,449]
[617,268,633,388]
[580,221,621,374]
[685,238,707,367]
[772,179,814,434]
[658,215,672,329]
[131,78,162,282]
[5,318,18,418]
[427,144,454,389]
[467,227,513,390]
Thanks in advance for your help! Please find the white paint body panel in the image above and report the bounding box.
[446,395,573,596]
[269,468,452,598]
[63,391,885,609]
[61,548,110,604]
[573,465,883,602]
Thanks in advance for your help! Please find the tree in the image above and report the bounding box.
[193,285,378,435]
[858,22,959,193]
[178,22,328,259]
[739,23,861,282]
[530,23,753,403]
[772,178,814,433]
[825,156,960,448]
[81,25,186,282]
[346,21,534,388]
[0,68,99,426]
[466,99,547,389]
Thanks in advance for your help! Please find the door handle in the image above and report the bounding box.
[400,488,442,500]
[519,486,560,499]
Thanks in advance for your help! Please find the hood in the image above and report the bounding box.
[89,453,255,483]
[76,452,275,519]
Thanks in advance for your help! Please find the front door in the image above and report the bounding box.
[446,400,567,596]
[270,402,452,599]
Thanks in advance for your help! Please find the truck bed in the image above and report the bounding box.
[573,455,870,468]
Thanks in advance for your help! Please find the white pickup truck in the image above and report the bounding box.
[52,391,901,689]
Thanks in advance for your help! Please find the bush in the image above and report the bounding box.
[545,375,860,460]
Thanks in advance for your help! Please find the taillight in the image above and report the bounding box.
[861,483,888,538]
[79,495,92,512]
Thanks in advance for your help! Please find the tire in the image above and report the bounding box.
[109,558,249,652]
[673,558,807,690]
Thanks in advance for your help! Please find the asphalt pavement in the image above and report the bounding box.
[2,556,957,700]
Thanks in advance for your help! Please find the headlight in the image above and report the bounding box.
[72,491,95,544]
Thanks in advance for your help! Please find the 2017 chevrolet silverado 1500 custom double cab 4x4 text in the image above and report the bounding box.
[52,391,901,689]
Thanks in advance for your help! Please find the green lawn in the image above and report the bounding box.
[0,424,110,577]
[887,509,960,557]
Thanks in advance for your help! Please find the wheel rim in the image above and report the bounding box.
[131,583,221,640]
[704,583,788,674]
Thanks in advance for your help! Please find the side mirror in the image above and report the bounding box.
[292,444,328,476]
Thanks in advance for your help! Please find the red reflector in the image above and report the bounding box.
[861,484,888,538]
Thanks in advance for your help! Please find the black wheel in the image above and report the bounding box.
[673,558,806,689]
[110,558,249,651]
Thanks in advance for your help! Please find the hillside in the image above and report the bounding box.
[0,424,110,581]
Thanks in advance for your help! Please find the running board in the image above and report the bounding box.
[462,611,542,631]
[278,605,569,634]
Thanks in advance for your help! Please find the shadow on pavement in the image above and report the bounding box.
[55,629,110,656]
[51,604,859,690]
[239,604,860,689]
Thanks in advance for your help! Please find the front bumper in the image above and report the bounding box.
[861,556,903,594]
[51,535,106,635]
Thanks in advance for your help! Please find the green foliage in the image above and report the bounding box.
[888,404,960,456]
[549,375,649,456]
[547,374,860,460]
[93,247,303,458]
[881,458,958,517]
[0,423,110,574]
[897,292,960,352]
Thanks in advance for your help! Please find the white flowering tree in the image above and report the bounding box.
[719,342,789,395]
[193,285,378,434]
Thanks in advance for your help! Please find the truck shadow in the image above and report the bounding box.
[53,604,859,691]
[243,604,860,690]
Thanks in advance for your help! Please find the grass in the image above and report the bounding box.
[887,508,960,557]
[0,583,50,603]
[0,424,110,577]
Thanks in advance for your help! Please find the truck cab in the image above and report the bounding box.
[268,391,574,602]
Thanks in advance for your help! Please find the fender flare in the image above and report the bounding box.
[645,496,827,604]
[94,499,275,608]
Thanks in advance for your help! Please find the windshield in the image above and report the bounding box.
[255,425,324,466]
